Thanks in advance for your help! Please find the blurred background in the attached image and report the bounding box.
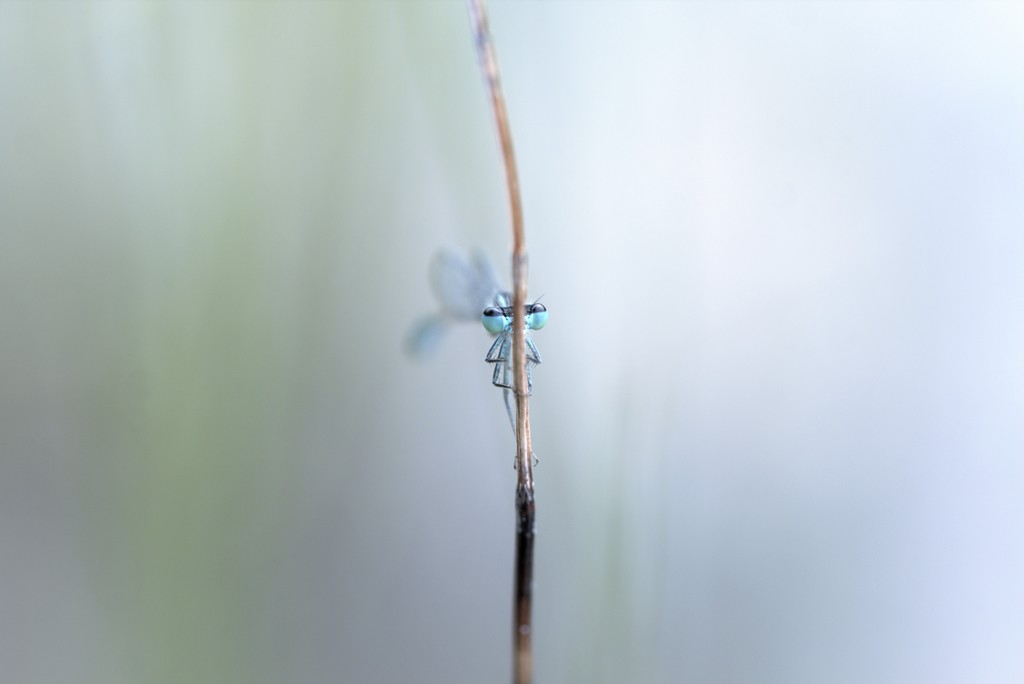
[1,2,1022,683]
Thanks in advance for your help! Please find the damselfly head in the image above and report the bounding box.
[482,302,548,333]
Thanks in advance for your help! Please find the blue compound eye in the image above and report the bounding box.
[526,302,548,330]
[481,307,507,334]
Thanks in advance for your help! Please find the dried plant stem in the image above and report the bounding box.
[466,2,535,683]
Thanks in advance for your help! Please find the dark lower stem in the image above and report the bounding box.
[513,483,535,684]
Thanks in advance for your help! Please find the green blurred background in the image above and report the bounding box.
[1,2,1022,683]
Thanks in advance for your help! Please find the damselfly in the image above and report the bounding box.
[407,249,547,429]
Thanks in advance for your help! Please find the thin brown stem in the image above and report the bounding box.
[466,2,535,683]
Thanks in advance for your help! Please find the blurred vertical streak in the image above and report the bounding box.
[0,2,382,682]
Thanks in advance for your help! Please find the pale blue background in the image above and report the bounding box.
[1,2,1022,683]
